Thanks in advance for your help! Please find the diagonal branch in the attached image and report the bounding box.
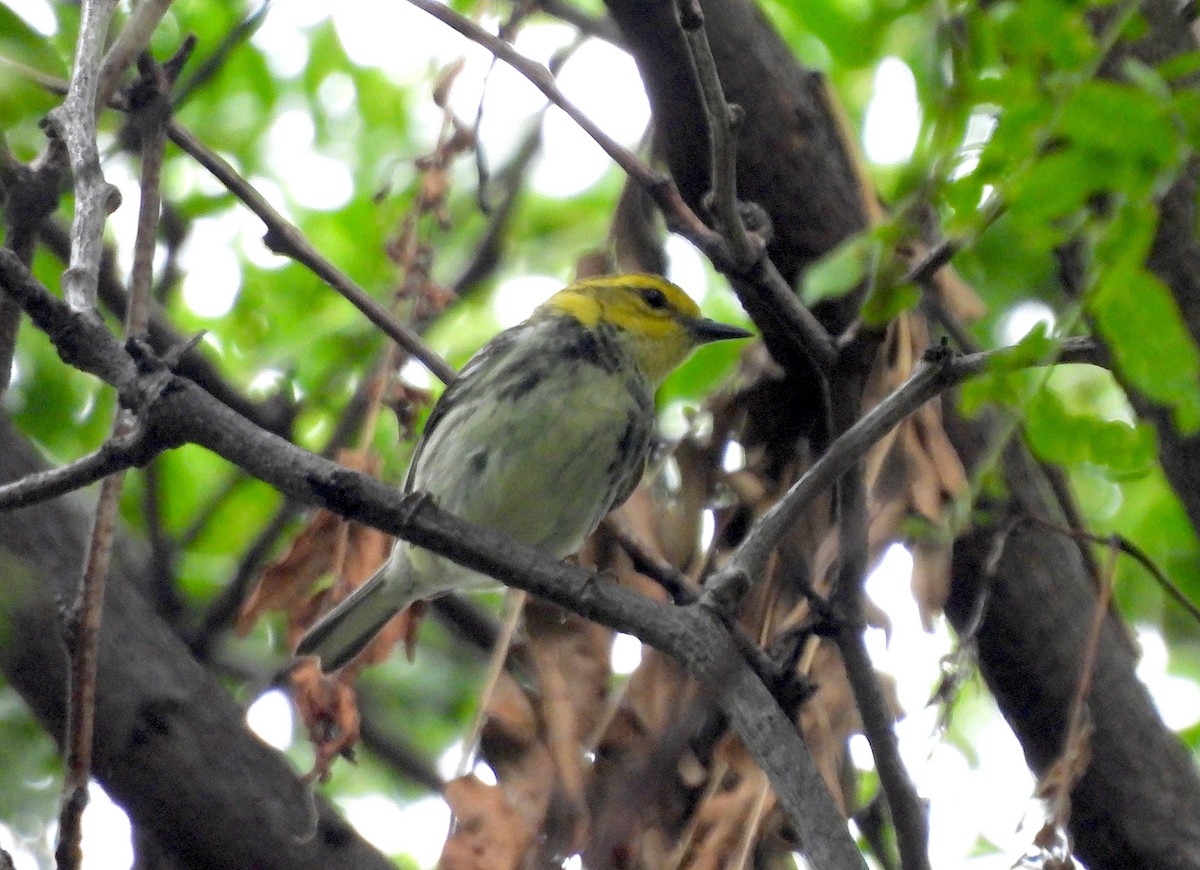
[709,336,1104,604]
[404,0,838,373]
[0,246,866,870]
[163,122,457,386]
[95,0,176,108]
[0,432,157,511]
[673,0,755,267]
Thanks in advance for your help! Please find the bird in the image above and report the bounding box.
[296,274,752,672]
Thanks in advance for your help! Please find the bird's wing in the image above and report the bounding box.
[402,323,526,492]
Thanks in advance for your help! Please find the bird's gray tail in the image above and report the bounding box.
[295,567,401,673]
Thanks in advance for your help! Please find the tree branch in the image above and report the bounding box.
[42,0,121,312]
[709,337,1103,605]
[0,434,155,510]
[673,0,755,269]
[95,0,176,108]
[55,47,179,869]
[404,0,838,374]
[163,121,457,386]
[0,246,866,870]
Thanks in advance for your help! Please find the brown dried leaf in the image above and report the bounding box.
[237,508,341,635]
[291,659,360,783]
[480,674,558,839]
[797,641,901,814]
[683,743,777,870]
[522,599,612,850]
[238,450,392,641]
[439,775,533,870]
[385,382,434,441]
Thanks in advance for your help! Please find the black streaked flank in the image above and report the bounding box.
[604,406,653,511]
[495,367,545,402]
[469,449,489,477]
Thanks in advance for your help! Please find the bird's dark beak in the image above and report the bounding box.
[687,317,754,344]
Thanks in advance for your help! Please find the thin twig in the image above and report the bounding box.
[731,776,774,870]
[830,458,930,869]
[1048,541,1117,832]
[163,122,456,386]
[1024,517,1200,628]
[456,590,527,778]
[54,51,175,870]
[173,3,268,108]
[674,0,756,268]
[38,218,295,436]
[708,337,1103,605]
[604,514,697,604]
[0,436,150,511]
[54,470,122,870]
[95,0,176,108]
[42,0,121,312]
[190,346,388,656]
[405,0,838,375]
[535,0,624,45]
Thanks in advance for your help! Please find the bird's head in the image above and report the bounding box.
[538,274,753,385]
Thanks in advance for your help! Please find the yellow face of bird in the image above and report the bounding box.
[539,274,752,385]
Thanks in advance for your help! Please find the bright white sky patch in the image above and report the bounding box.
[78,783,133,870]
[952,112,998,180]
[665,234,708,298]
[252,15,310,79]
[0,822,39,870]
[318,72,358,118]
[264,109,354,211]
[721,440,746,472]
[6,0,56,35]
[1136,625,1200,731]
[334,0,462,81]
[532,39,650,196]
[341,793,450,865]
[611,633,643,676]
[246,689,295,750]
[104,156,141,281]
[179,215,243,318]
[400,356,436,391]
[863,56,920,166]
[491,274,561,328]
[997,300,1056,346]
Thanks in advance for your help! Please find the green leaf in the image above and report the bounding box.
[1024,386,1155,479]
[0,5,66,75]
[1089,204,1200,433]
[861,281,919,326]
[800,233,876,306]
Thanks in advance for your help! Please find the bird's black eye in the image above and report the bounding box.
[641,287,668,310]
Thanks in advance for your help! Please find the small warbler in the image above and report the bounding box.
[297,274,752,672]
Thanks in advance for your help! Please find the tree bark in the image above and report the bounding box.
[0,415,393,870]
[604,0,1200,866]
[944,412,1200,869]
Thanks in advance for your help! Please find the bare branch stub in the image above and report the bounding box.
[43,0,122,313]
